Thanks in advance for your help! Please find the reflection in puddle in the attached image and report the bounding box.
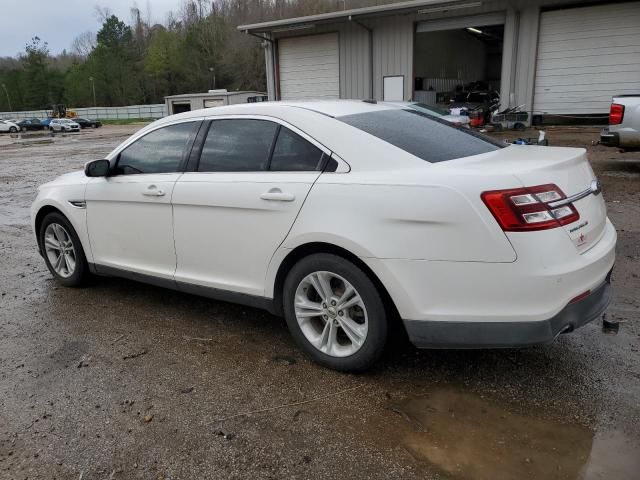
[391,388,639,480]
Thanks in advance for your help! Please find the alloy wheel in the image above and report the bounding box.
[294,271,368,357]
[44,223,76,278]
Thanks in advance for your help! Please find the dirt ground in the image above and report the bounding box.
[0,125,639,480]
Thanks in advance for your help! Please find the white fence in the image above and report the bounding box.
[0,104,167,121]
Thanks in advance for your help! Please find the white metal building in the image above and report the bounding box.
[239,0,640,119]
[164,90,267,116]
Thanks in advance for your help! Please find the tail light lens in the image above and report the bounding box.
[610,103,625,125]
[482,184,580,232]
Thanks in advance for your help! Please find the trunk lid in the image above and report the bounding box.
[451,145,607,253]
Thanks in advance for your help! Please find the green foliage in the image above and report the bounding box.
[22,37,51,109]
[1,0,378,111]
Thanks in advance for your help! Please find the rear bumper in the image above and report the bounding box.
[600,128,619,147]
[404,275,611,348]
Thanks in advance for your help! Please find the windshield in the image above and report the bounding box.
[338,109,504,163]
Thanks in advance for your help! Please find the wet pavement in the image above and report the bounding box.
[0,125,639,479]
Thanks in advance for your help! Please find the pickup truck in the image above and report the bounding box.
[600,95,640,148]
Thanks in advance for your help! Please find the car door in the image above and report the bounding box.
[85,120,200,281]
[172,116,329,297]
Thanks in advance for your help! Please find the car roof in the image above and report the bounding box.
[168,99,403,122]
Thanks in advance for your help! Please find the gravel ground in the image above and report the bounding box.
[0,125,638,480]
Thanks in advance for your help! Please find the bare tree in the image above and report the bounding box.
[71,31,96,58]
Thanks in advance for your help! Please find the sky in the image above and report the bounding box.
[0,0,181,57]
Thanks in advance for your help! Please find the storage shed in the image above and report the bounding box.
[239,0,640,120]
[164,90,267,115]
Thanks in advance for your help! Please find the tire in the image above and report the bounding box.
[283,253,387,372]
[49,127,54,132]
[39,212,89,287]
[21,126,26,132]
[514,122,526,131]
[9,126,17,133]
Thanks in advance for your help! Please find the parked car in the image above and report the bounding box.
[600,95,640,148]
[41,118,53,128]
[0,119,20,133]
[17,118,46,131]
[31,100,615,371]
[387,101,471,127]
[49,118,80,132]
[74,117,102,129]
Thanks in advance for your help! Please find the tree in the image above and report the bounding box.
[91,15,141,105]
[2,0,387,110]
[22,37,50,109]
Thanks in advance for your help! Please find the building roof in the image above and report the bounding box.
[238,0,473,33]
[164,91,265,100]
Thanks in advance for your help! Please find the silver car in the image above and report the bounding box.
[49,119,81,133]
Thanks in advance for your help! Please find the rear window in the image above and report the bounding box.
[338,109,504,163]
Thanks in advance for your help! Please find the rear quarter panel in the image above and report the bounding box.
[282,168,518,263]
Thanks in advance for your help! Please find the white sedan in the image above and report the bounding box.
[0,119,19,133]
[49,118,80,132]
[31,100,616,371]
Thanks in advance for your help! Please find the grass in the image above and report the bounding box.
[99,118,156,125]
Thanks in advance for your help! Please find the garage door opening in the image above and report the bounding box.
[414,17,504,122]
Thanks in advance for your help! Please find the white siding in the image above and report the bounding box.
[278,33,340,100]
[534,2,640,114]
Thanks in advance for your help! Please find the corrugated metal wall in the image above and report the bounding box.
[265,0,623,112]
[272,22,371,100]
[370,15,414,100]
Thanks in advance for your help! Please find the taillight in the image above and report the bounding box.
[610,103,625,125]
[481,184,580,232]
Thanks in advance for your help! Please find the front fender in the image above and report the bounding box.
[31,182,93,263]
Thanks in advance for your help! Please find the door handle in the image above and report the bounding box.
[260,188,295,202]
[142,185,165,197]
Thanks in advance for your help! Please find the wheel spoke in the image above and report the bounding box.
[310,272,332,301]
[339,316,366,347]
[65,252,76,273]
[337,284,355,305]
[339,293,363,311]
[44,236,61,250]
[319,320,338,355]
[53,224,65,243]
[53,252,64,272]
[295,298,324,318]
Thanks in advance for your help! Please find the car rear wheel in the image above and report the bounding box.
[39,212,89,287]
[283,253,387,372]
[9,126,17,133]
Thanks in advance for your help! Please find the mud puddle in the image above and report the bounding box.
[390,388,640,480]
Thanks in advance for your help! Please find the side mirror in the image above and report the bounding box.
[85,159,110,177]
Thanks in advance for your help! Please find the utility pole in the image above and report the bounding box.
[1,83,12,111]
[209,67,216,90]
[89,76,97,107]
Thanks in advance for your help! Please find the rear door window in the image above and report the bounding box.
[269,127,325,171]
[198,119,278,172]
[338,109,504,163]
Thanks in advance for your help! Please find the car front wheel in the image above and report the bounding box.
[283,253,387,372]
[39,212,89,287]
[9,126,17,133]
